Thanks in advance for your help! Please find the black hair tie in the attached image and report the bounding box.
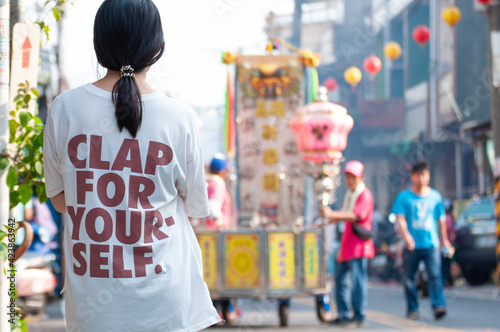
[120,65,135,78]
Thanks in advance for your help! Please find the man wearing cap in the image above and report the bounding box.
[206,153,232,230]
[319,160,374,328]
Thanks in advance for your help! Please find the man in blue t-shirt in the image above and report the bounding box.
[391,161,454,320]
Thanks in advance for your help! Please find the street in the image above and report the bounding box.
[26,281,500,332]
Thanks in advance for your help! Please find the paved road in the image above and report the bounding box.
[25,282,500,331]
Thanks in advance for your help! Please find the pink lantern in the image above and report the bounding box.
[323,77,338,91]
[289,92,354,164]
[363,56,382,77]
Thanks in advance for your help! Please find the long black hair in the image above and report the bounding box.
[93,0,165,137]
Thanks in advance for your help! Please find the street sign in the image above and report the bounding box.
[10,23,40,114]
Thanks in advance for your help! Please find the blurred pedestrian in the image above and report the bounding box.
[204,153,239,323]
[43,0,220,330]
[441,199,456,287]
[319,160,374,328]
[205,153,232,230]
[391,161,454,320]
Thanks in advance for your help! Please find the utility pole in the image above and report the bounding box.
[290,0,302,47]
[0,1,10,330]
[486,0,500,295]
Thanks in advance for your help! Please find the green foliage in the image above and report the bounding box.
[1,81,47,209]
[35,0,77,43]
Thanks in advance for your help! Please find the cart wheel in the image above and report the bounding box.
[278,300,290,327]
[315,295,332,323]
[221,299,236,325]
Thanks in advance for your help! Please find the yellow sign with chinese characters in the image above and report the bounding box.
[224,234,260,289]
[263,173,279,191]
[197,234,218,289]
[304,232,320,288]
[269,232,296,289]
[270,100,286,118]
[262,124,278,141]
[263,148,278,166]
[255,100,269,118]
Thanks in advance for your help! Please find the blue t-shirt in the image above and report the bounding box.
[391,189,445,249]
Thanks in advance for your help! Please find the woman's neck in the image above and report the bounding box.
[92,69,156,94]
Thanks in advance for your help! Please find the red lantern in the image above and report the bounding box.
[476,0,491,4]
[323,77,338,91]
[413,25,430,46]
[363,56,382,77]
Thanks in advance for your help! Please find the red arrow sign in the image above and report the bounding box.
[21,36,31,68]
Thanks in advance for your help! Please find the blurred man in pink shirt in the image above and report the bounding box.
[206,153,232,230]
[320,160,374,328]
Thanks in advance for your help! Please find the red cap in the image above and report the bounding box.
[344,160,364,177]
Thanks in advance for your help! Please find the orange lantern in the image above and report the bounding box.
[383,42,402,61]
[442,5,461,26]
[363,56,382,78]
[344,66,362,89]
[413,25,430,46]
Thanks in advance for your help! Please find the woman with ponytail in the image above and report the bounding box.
[43,1,220,330]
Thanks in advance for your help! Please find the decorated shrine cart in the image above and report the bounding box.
[195,228,330,326]
[194,49,353,327]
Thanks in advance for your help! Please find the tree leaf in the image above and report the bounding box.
[9,119,18,133]
[19,111,32,127]
[52,7,60,21]
[0,156,9,170]
[13,94,22,101]
[30,88,39,99]
[21,146,30,158]
[23,94,31,105]
[35,161,43,175]
[6,167,18,189]
[18,184,33,205]
[37,130,44,147]
[37,183,48,203]
[10,191,20,209]
[0,243,7,264]
[16,100,23,110]
[33,116,43,125]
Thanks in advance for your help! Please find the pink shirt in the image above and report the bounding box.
[206,176,232,230]
[337,188,375,262]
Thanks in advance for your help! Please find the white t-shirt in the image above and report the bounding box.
[43,83,220,332]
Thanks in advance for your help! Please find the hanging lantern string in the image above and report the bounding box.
[274,38,302,54]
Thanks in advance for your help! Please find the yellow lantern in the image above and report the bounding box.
[344,66,362,88]
[442,5,461,26]
[383,41,402,61]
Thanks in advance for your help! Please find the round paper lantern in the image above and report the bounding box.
[383,41,402,61]
[476,0,492,5]
[363,56,382,77]
[323,77,338,91]
[442,5,461,26]
[344,66,362,88]
[412,25,430,46]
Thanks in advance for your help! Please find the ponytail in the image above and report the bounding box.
[112,67,142,138]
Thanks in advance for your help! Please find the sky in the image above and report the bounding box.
[58,0,294,108]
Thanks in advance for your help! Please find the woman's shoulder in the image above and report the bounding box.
[146,95,199,125]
